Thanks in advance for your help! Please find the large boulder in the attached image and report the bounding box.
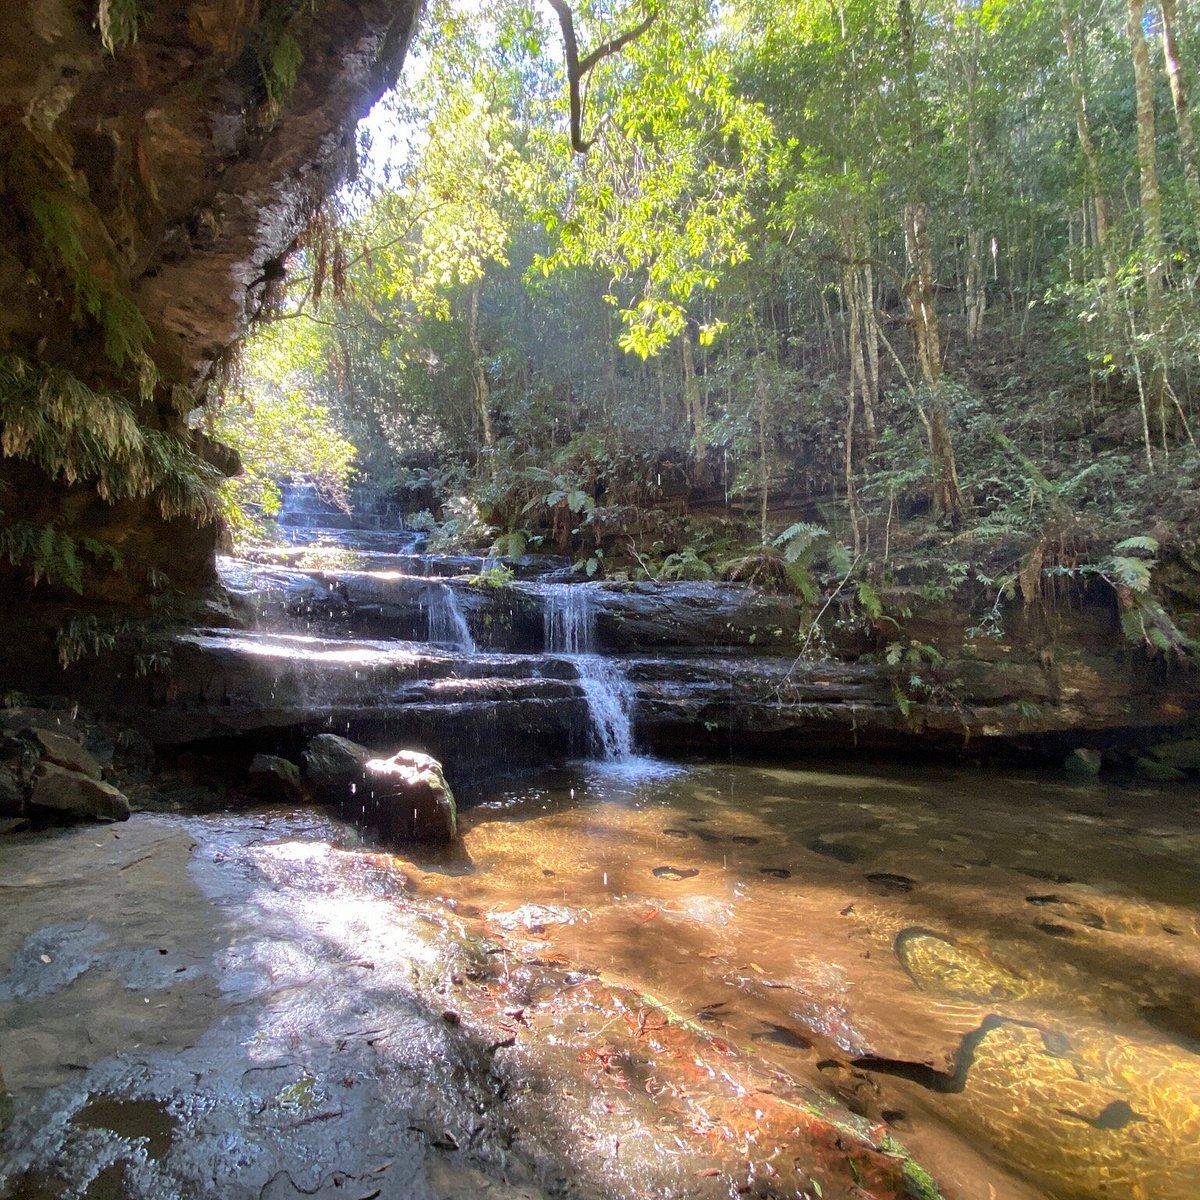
[304,734,456,845]
[360,751,457,845]
[29,762,130,822]
[248,754,304,804]
[27,728,103,780]
[303,734,375,801]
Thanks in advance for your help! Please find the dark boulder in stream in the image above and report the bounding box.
[247,754,304,805]
[360,749,457,844]
[305,734,457,845]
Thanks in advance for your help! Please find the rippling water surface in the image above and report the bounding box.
[396,758,1200,1200]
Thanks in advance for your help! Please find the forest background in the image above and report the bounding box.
[214,0,1200,655]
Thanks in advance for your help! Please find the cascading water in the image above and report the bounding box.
[424,582,475,652]
[542,585,635,760]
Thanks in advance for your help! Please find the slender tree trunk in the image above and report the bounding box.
[850,262,877,446]
[862,257,880,414]
[1128,0,1165,324]
[962,20,987,343]
[468,280,494,451]
[681,332,708,488]
[756,369,769,544]
[904,202,963,522]
[899,0,962,524]
[1128,0,1168,453]
[1060,1,1117,302]
[1161,0,1200,237]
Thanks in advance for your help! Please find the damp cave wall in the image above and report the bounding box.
[0,0,422,680]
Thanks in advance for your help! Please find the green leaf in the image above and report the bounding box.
[857,581,883,620]
[1113,536,1159,556]
[1108,556,1152,592]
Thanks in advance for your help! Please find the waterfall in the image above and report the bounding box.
[543,584,595,655]
[424,583,475,652]
[542,585,634,760]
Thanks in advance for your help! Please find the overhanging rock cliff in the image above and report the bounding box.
[0,0,420,672]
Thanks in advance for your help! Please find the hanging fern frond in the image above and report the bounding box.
[0,355,221,522]
[1107,555,1153,593]
[0,515,123,594]
[97,0,151,53]
[1113,535,1159,556]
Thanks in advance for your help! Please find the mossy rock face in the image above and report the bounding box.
[1136,757,1188,783]
[1148,737,1200,772]
[0,0,422,677]
[0,1066,12,1132]
[1064,747,1102,777]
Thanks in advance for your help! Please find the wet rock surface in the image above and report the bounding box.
[28,762,130,823]
[248,754,304,805]
[102,518,1197,763]
[361,750,457,844]
[0,812,933,1200]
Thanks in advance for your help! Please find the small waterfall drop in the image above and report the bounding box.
[542,585,634,760]
[424,582,475,652]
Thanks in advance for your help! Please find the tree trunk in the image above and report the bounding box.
[681,332,708,488]
[898,0,962,525]
[468,280,494,451]
[962,18,987,343]
[1161,0,1200,237]
[1060,1,1117,303]
[904,201,963,523]
[1128,0,1168,455]
[756,369,770,544]
[1127,0,1165,324]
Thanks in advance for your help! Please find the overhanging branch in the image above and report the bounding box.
[545,0,658,154]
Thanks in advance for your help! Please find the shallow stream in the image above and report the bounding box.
[3,757,1199,1199]
[407,756,1200,1200]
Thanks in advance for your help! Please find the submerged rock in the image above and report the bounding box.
[1136,757,1188,783]
[248,754,304,804]
[1147,737,1200,772]
[360,751,457,845]
[29,762,130,823]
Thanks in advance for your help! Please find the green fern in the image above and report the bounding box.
[28,190,152,370]
[97,0,150,52]
[856,580,883,620]
[1113,535,1159,556]
[1107,555,1153,592]
[0,514,124,594]
[774,522,829,563]
[661,547,715,581]
[491,530,528,559]
[260,31,304,120]
[0,355,221,522]
[55,614,126,668]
